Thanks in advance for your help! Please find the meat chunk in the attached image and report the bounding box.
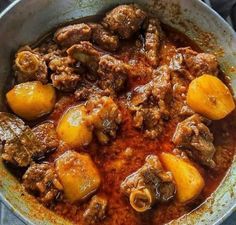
[130,65,171,138]
[51,73,80,91]
[103,4,146,39]
[67,41,102,73]
[14,48,48,84]
[49,56,80,91]
[172,114,216,168]
[89,23,119,51]
[144,18,162,67]
[98,55,128,93]
[32,122,59,151]
[120,155,175,212]
[83,195,107,224]
[54,23,92,47]
[23,163,63,204]
[86,96,122,144]
[179,104,195,118]
[0,113,45,167]
[75,83,110,101]
[170,47,219,78]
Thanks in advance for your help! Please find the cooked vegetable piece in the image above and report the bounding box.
[161,153,205,203]
[57,96,121,147]
[56,105,93,148]
[6,81,56,120]
[0,112,45,167]
[55,150,101,203]
[187,74,235,120]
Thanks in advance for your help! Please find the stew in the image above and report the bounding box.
[1,4,236,225]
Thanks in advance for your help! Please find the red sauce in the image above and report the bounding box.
[41,25,236,225]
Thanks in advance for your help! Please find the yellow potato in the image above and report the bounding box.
[56,105,93,148]
[187,74,235,120]
[6,81,56,120]
[55,150,101,203]
[161,153,205,203]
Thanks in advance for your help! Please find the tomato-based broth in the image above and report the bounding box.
[1,4,236,225]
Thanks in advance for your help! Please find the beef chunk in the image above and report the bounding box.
[179,104,195,118]
[86,96,122,144]
[130,65,171,138]
[67,41,102,73]
[144,18,162,67]
[170,47,219,78]
[172,114,216,168]
[51,73,80,91]
[83,195,107,224]
[54,23,92,47]
[0,113,45,167]
[98,55,128,93]
[89,23,119,51]
[120,155,175,207]
[103,4,146,39]
[49,56,80,91]
[14,47,48,84]
[32,122,59,151]
[75,83,110,101]
[23,163,63,203]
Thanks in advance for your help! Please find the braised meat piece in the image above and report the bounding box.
[32,122,59,151]
[49,56,80,91]
[179,104,195,118]
[67,41,102,73]
[89,23,119,51]
[23,163,63,204]
[68,42,150,85]
[144,18,162,67]
[83,195,108,224]
[14,48,48,84]
[172,114,216,168]
[170,47,219,78]
[75,83,110,101]
[130,65,171,138]
[54,23,92,47]
[102,4,146,39]
[0,113,45,167]
[86,96,122,144]
[98,55,128,93]
[120,155,175,212]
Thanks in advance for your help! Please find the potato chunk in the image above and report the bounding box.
[56,105,93,148]
[187,74,235,120]
[57,96,121,147]
[55,150,101,203]
[6,81,56,120]
[161,153,205,203]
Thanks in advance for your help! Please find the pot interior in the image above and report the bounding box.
[0,0,236,224]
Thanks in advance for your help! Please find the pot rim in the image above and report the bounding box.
[0,0,236,224]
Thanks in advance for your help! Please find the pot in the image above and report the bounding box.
[0,0,236,224]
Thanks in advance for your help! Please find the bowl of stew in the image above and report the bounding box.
[0,0,236,225]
